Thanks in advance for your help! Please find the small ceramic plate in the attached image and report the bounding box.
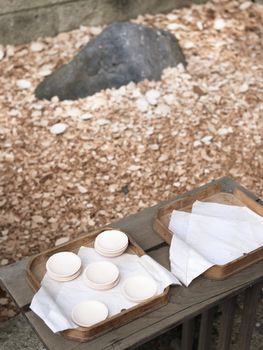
[83,261,119,286]
[84,275,120,290]
[122,276,157,303]
[95,230,128,251]
[47,268,81,282]
[71,300,108,327]
[46,252,81,277]
[94,242,127,257]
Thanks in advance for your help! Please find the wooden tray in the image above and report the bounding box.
[27,227,169,342]
[153,182,263,280]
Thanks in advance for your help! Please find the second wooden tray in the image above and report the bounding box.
[153,180,263,280]
[27,227,169,342]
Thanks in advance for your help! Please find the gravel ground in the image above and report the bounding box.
[0,0,262,340]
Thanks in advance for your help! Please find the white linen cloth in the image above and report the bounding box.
[169,201,263,286]
[30,247,180,333]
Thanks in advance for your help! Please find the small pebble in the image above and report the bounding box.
[145,89,161,105]
[80,112,93,120]
[149,144,159,150]
[55,237,70,246]
[128,165,141,171]
[77,184,88,193]
[16,79,32,89]
[239,83,249,93]
[0,45,4,61]
[30,42,45,52]
[136,98,149,113]
[67,108,81,117]
[239,1,252,11]
[50,123,68,135]
[158,154,169,162]
[218,127,233,136]
[163,94,176,105]
[201,135,213,144]
[214,18,225,31]
[155,104,170,117]
[1,259,9,266]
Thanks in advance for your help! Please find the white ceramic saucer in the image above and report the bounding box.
[83,261,119,290]
[46,252,81,278]
[94,241,128,257]
[95,230,128,252]
[47,268,81,282]
[122,276,157,303]
[71,300,108,327]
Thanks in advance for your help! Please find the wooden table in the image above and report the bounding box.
[1,177,263,350]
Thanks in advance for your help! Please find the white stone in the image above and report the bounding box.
[184,41,194,49]
[0,45,4,61]
[197,21,204,31]
[155,104,170,117]
[214,18,225,31]
[67,108,81,117]
[90,96,106,110]
[201,135,213,144]
[128,165,141,171]
[167,23,181,31]
[239,83,249,93]
[132,88,142,98]
[97,118,109,126]
[55,237,70,246]
[80,112,93,120]
[30,42,44,52]
[239,2,252,11]
[193,140,202,147]
[136,98,149,113]
[16,79,32,89]
[39,68,52,77]
[145,89,161,105]
[77,184,88,193]
[50,123,68,135]
[149,144,159,150]
[163,94,176,105]
[217,127,233,136]
[1,259,9,265]
[158,154,168,162]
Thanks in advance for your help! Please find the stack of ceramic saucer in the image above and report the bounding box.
[122,275,157,303]
[46,252,81,282]
[94,230,129,257]
[72,300,108,327]
[83,261,120,290]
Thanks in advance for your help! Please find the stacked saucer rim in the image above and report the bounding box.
[71,300,108,327]
[95,230,128,252]
[121,275,157,303]
[83,261,119,290]
[46,252,81,281]
[94,241,128,257]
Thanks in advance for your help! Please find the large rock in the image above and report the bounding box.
[35,22,186,100]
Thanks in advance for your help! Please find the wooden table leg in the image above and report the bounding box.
[198,308,214,350]
[181,318,195,350]
[217,296,236,350]
[238,282,262,350]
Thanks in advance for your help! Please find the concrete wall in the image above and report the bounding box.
[0,0,206,45]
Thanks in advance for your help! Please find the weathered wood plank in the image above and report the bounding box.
[0,257,34,309]
[181,318,195,350]
[197,308,214,350]
[238,283,262,350]
[217,296,236,350]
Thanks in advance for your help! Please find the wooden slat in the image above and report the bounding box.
[182,318,195,350]
[217,296,236,350]
[198,308,214,350]
[238,283,262,350]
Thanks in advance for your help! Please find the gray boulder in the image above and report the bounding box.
[35,22,186,100]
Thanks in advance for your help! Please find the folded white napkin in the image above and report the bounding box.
[169,201,263,286]
[30,247,180,333]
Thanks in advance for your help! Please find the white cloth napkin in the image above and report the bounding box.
[169,201,263,286]
[30,247,180,333]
